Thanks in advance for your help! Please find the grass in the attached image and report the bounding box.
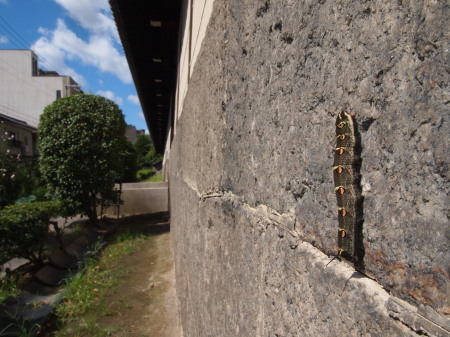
[0,274,41,337]
[0,221,84,308]
[135,168,163,182]
[136,168,156,181]
[0,320,41,337]
[142,173,163,182]
[50,230,148,337]
[0,269,29,303]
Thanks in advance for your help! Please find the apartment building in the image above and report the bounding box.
[0,49,81,128]
[125,124,145,143]
[0,113,37,159]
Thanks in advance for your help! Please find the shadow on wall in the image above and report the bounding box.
[103,182,169,217]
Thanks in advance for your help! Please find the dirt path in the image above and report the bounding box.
[98,217,183,337]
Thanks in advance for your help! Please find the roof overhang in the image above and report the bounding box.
[109,0,182,153]
[0,113,37,131]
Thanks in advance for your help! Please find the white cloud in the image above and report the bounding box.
[32,19,132,84]
[0,35,8,44]
[32,35,86,87]
[53,0,119,41]
[96,90,123,106]
[127,95,140,106]
[0,0,8,4]
[37,27,48,35]
[139,112,145,120]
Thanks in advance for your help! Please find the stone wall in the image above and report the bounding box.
[170,1,449,336]
[103,182,169,216]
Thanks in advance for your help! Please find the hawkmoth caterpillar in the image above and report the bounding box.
[333,111,360,262]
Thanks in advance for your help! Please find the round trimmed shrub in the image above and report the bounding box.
[38,94,127,222]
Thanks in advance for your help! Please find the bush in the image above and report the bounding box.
[136,169,156,181]
[0,123,21,209]
[38,94,127,223]
[15,159,48,201]
[32,186,50,201]
[0,201,60,265]
[134,134,162,168]
[121,140,138,183]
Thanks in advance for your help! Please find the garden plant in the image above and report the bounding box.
[38,94,128,224]
[0,201,60,265]
[0,121,22,209]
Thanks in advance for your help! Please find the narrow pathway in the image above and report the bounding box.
[1,214,182,336]
[0,218,116,335]
[96,215,183,337]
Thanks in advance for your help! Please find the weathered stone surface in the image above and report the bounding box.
[171,186,419,336]
[387,297,450,337]
[89,222,116,238]
[23,280,59,296]
[34,265,69,287]
[19,291,60,326]
[64,242,89,257]
[0,258,29,275]
[170,0,449,335]
[48,248,79,269]
[0,286,61,335]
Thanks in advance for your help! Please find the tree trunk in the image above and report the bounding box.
[85,196,98,224]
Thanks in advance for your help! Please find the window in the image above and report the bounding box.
[56,90,61,99]
[32,58,38,76]
[7,131,20,148]
[24,136,29,153]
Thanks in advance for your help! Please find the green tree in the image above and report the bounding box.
[134,133,151,167]
[0,122,21,208]
[38,94,127,223]
[121,139,138,182]
[134,134,162,168]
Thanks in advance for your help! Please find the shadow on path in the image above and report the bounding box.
[117,212,170,237]
[0,212,181,337]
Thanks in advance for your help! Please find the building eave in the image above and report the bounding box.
[109,0,182,153]
[0,113,37,131]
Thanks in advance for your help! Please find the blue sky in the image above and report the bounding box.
[0,0,148,132]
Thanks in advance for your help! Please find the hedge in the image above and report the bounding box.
[0,201,60,265]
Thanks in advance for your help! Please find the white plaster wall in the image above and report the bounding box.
[191,0,215,73]
[174,0,215,124]
[167,0,215,176]
[176,19,190,124]
[0,50,72,127]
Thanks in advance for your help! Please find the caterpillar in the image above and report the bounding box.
[333,111,360,262]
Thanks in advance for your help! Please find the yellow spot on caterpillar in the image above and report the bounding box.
[335,186,345,195]
[337,122,346,128]
[337,134,346,140]
[336,147,345,155]
[338,207,347,216]
[334,166,343,174]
